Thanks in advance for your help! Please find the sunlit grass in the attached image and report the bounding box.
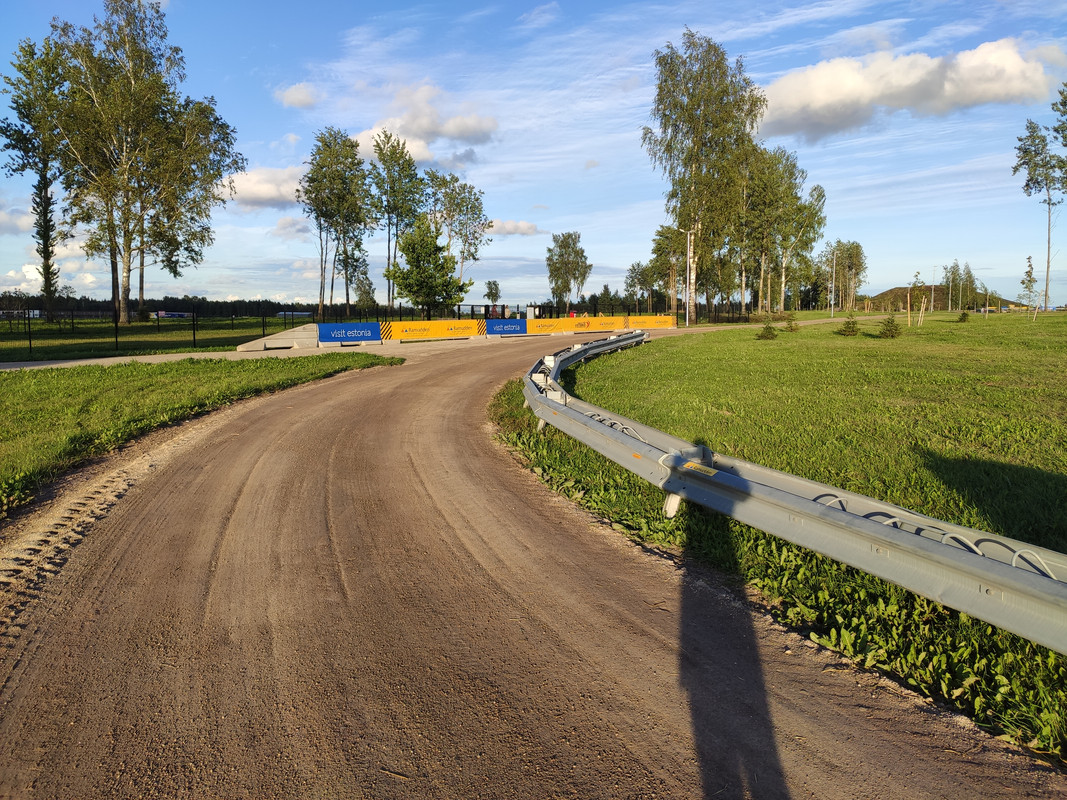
[0,352,402,518]
[575,311,1067,550]
[490,310,1067,761]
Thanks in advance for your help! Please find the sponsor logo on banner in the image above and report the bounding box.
[486,319,527,335]
[627,315,677,329]
[318,323,382,342]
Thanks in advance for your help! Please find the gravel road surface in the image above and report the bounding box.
[1,333,1063,798]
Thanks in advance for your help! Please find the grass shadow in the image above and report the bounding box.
[916,447,1067,552]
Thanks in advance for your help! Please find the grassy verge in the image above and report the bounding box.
[0,352,402,519]
[488,311,1067,762]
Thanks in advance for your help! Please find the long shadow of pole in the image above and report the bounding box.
[678,492,793,798]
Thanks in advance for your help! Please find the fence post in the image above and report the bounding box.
[192,311,197,348]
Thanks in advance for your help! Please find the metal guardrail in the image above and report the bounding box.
[522,332,1067,656]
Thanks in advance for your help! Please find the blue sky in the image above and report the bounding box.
[2,0,1066,307]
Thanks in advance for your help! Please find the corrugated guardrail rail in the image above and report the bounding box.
[522,331,1067,656]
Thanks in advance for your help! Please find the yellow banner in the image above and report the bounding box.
[527,316,627,334]
[627,315,677,329]
[388,319,482,340]
[570,316,626,332]
[377,314,670,341]
[526,318,570,334]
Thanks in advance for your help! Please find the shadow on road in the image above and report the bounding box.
[675,470,794,799]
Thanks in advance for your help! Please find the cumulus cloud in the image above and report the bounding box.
[274,82,320,109]
[489,219,549,236]
[437,148,479,171]
[762,38,1061,142]
[0,205,33,235]
[71,271,100,290]
[232,166,304,210]
[354,83,498,164]
[271,216,311,240]
[54,239,86,260]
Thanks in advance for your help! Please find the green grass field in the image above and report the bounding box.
[0,352,402,518]
[490,310,1067,762]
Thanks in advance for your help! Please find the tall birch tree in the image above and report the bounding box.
[1014,117,1064,314]
[50,0,243,323]
[642,28,765,324]
[371,131,424,307]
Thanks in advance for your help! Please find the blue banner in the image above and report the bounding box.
[486,318,527,336]
[318,322,382,343]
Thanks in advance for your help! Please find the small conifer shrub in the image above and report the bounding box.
[879,313,903,338]
[756,321,778,340]
[836,312,859,336]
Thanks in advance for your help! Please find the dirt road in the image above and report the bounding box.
[1,334,1063,798]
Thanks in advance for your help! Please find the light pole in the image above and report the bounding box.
[673,226,694,327]
[829,250,836,318]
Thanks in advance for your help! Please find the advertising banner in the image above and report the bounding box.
[569,316,626,332]
[486,318,527,335]
[387,319,482,341]
[528,316,628,334]
[318,322,382,343]
[526,318,571,334]
[627,315,677,329]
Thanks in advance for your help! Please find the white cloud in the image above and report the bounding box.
[762,38,1062,142]
[72,271,99,290]
[518,3,560,30]
[274,82,320,109]
[354,83,498,165]
[271,216,311,240]
[0,205,33,235]
[232,166,304,210]
[489,219,549,236]
[54,239,86,260]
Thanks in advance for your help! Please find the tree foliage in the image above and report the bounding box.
[0,38,66,321]
[878,313,902,339]
[643,30,831,319]
[389,213,473,317]
[426,168,492,282]
[1019,255,1039,320]
[17,0,248,324]
[371,131,425,307]
[297,127,375,317]
[818,240,867,312]
[1013,99,1065,314]
[545,231,591,311]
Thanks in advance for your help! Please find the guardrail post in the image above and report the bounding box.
[663,493,681,518]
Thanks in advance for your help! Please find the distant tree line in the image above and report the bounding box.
[0,0,246,324]
[0,288,316,319]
